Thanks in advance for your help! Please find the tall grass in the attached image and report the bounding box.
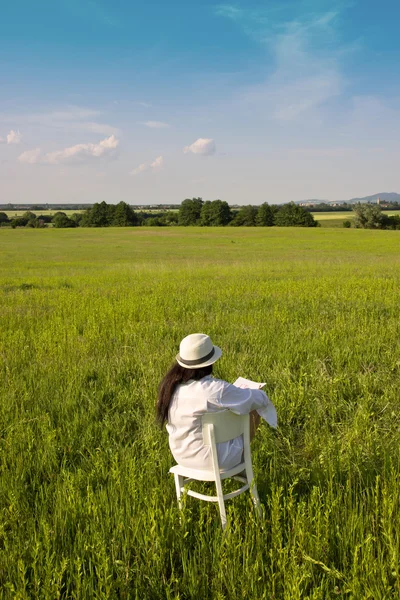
[1,227,400,598]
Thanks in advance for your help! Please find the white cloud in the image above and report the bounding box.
[132,155,164,175]
[44,134,119,164]
[151,156,164,169]
[0,130,22,144]
[7,130,22,144]
[132,162,148,176]
[17,135,119,165]
[140,121,170,129]
[184,138,216,156]
[18,148,42,164]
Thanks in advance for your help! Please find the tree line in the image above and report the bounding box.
[0,199,319,228]
[2,199,399,230]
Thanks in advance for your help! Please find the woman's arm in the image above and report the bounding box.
[210,381,270,414]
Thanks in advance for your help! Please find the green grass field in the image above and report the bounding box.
[1,227,400,599]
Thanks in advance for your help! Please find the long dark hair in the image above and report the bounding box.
[156,362,213,426]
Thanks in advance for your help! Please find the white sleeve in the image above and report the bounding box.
[209,382,269,415]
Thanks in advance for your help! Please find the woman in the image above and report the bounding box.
[157,333,274,471]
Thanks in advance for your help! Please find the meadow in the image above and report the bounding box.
[1,227,400,599]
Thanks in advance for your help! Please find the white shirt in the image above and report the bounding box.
[166,375,275,471]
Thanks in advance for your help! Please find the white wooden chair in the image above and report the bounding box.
[169,410,262,529]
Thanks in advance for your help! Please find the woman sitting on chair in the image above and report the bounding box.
[156,333,274,471]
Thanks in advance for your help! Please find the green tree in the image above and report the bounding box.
[208,200,231,226]
[274,203,318,227]
[162,211,179,226]
[382,215,400,230]
[200,200,231,226]
[112,202,138,226]
[36,214,53,224]
[81,201,115,227]
[231,205,258,226]
[11,217,28,228]
[70,213,83,226]
[0,212,9,225]
[352,203,384,229]
[199,201,213,226]
[53,213,76,228]
[256,203,274,226]
[22,211,36,222]
[146,216,167,226]
[178,198,203,226]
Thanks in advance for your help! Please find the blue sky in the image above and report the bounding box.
[2,0,400,205]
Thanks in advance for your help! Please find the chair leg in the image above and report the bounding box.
[250,481,262,518]
[174,474,184,510]
[214,477,227,530]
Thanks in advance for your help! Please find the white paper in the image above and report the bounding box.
[233,377,266,390]
[233,377,278,428]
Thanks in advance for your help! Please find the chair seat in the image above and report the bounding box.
[169,461,246,482]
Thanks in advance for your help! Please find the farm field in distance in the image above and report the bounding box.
[1,227,400,598]
[2,209,82,218]
[311,210,399,220]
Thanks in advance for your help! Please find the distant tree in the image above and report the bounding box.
[31,218,47,228]
[36,214,53,224]
[343,220,351,228]
[256,203,274,226]
[352,203,384,229]
[70,213,84,226]
[112,202,138,226]
[81,201,115,227]
[11,217,29,228]
[381,214,400,230]
[200,200,231,226]
[22,211,37,222]
[53,213,76,228]
[0,212,9,225]
[178,198,203,226]
[274,203,318,227]
[231,205,258,226]
[162,211,179,226]
[146,217,167,226]
[199,201,213,226]
[210,200,231,225]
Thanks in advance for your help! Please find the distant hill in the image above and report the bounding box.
[295,192,400,205]
[348,192,400,204]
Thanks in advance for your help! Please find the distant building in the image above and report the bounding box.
[376,197,389,208]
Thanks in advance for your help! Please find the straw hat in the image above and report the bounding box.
[176,333,222,369]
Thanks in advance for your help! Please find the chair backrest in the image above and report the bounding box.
[202,410,249,445]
